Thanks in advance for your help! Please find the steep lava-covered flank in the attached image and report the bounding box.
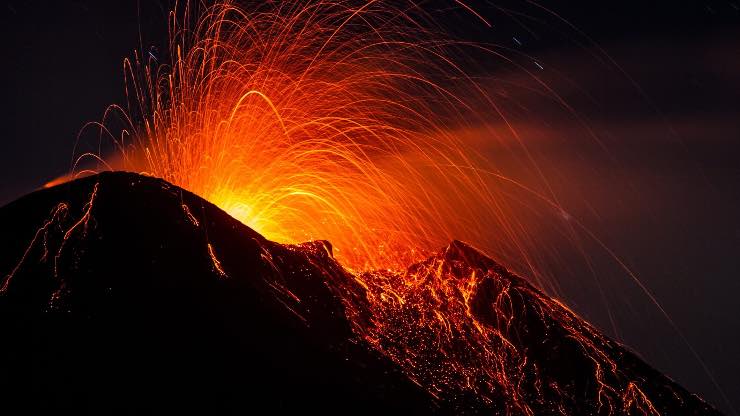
[349,244,720,415]
[0,172,719,415]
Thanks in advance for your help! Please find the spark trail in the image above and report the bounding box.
[79,0,549,275]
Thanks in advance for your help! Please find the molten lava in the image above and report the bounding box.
[47,1,719,414]
[74,0,546,273]
[1,173,718,414]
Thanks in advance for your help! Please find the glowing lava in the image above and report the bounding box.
[2,172,717,414]
[54,2,715,414]
[74,0,537,272]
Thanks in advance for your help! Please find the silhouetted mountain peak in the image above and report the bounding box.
[0,172,720,414]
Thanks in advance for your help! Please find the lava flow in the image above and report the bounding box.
[0,173,718,414]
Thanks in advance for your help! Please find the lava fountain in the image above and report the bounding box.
[75,0,553,275]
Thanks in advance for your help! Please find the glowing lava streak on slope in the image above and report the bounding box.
[77,0,543,273]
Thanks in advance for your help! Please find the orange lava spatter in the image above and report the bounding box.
[81,0,547,275]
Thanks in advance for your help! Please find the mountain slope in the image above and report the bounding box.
[0,172,719,414]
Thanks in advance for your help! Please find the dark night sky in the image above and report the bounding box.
[1,0,739,414]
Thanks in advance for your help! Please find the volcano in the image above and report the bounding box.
[0,172,720,414]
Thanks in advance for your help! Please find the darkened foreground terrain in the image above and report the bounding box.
[0,172,720,414]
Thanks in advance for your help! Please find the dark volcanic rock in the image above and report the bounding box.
[0,172,433,414]
[0,172,721,415]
